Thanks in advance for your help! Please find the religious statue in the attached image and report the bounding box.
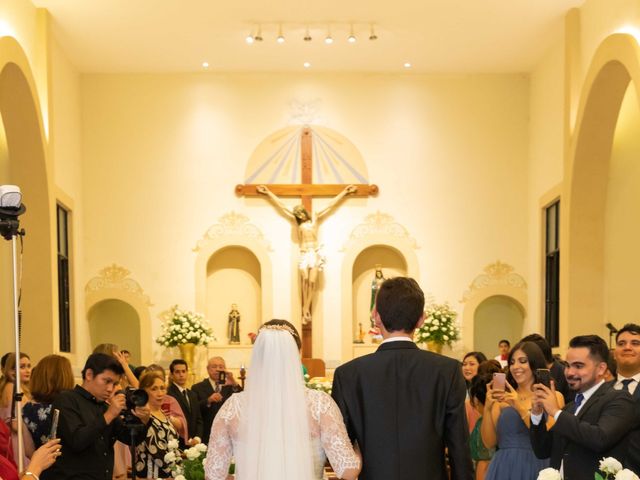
[257,184,357,324]
[228,304,241,344]
[354,322,365,344]
[369,264,385,328]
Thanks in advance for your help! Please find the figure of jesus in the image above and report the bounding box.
[256,184,357,324]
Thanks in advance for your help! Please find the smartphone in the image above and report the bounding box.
[536,368,552,388]
[49,408,60,440]
[492,372,506,392]
[160,402,171,415]
[218,371,227,385]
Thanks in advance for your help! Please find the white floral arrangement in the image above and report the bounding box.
[156,305,215,348]
[413,302,460,347]
[537,457,639,480]
[164,438,208,480]
[304,374,332,395]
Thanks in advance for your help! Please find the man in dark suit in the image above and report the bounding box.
[331,277,473,480]
[192,356,241,444]
[167,359,203,447]
[613,323,640,473]
[530,335,637,478]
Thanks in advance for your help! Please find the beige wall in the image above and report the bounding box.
[80,72,530,365]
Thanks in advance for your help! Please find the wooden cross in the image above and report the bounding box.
[236,126,378,357]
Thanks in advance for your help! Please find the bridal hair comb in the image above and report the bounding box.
[258,322,300,342]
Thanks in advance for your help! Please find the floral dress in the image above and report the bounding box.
[22,401,52,448]
[135,413,178,479]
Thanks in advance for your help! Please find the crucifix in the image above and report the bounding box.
[236,126,378,357]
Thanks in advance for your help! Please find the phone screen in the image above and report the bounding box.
[49,408,60,440]
[536,368,552,388]
[492,372,506,391]
[218,371,227,384]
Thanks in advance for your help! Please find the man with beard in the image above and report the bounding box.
[613,323,640,473]
[529,335,637,478]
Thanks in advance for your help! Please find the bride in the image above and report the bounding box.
[204,319,361,480]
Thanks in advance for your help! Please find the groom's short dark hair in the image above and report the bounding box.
[375,277,425,333]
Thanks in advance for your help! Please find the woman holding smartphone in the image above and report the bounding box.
[481,341,564,480]
[135,372,182,479]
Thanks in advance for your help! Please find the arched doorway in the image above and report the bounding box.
[473,295,525,357]
[0,37,54,358]
[88,299,141,365]
[563,33,640,342]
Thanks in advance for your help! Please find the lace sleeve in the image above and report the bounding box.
[204,394,239,480]
[314,391,361,478]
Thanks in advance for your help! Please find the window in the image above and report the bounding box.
[544,201,560,347]
[57,204,71,352]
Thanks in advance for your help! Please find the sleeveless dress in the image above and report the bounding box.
[135,413,179,478]
[484,406,549,480]
[204,389,360,479]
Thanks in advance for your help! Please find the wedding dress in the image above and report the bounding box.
[203,324,360,480]
[204,389,360,479]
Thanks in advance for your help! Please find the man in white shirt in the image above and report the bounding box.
[529,335,636,478]
[494,339,510,369]
[613,323,640,473]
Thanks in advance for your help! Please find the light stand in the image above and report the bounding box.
[0,196,26,472]
[606,322,618,350]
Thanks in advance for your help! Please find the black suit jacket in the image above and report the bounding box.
[331,341,473,480]
[620,380,640,474]
[530,382,638,479]
[167,383,204,442]
[191,379,238,444]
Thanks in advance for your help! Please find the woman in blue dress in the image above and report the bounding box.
[482,341,565,480]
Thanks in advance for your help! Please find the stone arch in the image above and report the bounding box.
[562,33,640,343]
[0,36,54,358]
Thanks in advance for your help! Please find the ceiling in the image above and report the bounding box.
[33,0,586,73]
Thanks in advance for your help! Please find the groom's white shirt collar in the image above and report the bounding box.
[381,336,413,344]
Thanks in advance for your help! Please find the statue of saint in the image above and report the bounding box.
[369,264,385,328]
[228,304,241,344]
[257,184,357,324]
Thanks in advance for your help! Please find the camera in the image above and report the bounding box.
[116,387,149,413]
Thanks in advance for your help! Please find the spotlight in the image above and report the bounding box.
[304,27,312,42]
[303,61,311,68]
[254,25,263,42]
[276,24,285,44]
[202,62,209,69]
[369,24,378,41]
[403,62,412,68]
[324,35,333,45]
[245,34,255,44]
[347,24,356,43]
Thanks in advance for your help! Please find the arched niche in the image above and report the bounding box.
[85,265,153,364]
[563,33,640,345]
[205,246,261,345]
[341,212,419,361]
[0,36,54,359]
[461,261,527,354]
[194,213,273,346]
[473,295,525,357]
[351,246,407,342]
[88,299,142,365]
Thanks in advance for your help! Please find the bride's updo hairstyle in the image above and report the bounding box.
[259,319,302,351]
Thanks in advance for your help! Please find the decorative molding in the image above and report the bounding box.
[342,211,418,250]
[85,264,153,306]
[461,261,527,303]
[193,211,271,252]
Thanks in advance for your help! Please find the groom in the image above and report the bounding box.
[332,277,473,480]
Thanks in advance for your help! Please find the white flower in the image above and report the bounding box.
[163,451,176,463]
[536,468,561,480]
[167,439,179,451]
[600,457,623,475]
[443,335,449,341]
[195,442,207,453]
[174,475,186,480]
[185,447,200,460]
[192,436,201,444]
[615,469,640,480]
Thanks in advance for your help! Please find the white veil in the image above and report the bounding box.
[236,326,315,480]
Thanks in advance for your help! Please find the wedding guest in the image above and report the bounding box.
[135,372,181,478]
[168,359,203,447]
[520,333,571,402]
[462,352,488,433]
[494,340,510,369]
[332,277,472,480]
[192,356,241,444]
[531,335,636,479]
[92,343,139,388]
[22,355,74,448]
[204,319,361,479]
[0,353,35,468]
[142,364,189,443]
[468,373,497,480]
[482,341,564,480]
[612,324,640,473]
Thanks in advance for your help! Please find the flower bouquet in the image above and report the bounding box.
[536,457,639,480]
[304,375,333,395]
[165,438,208,480]
[156,305,215,347]
[414,302,460,349]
